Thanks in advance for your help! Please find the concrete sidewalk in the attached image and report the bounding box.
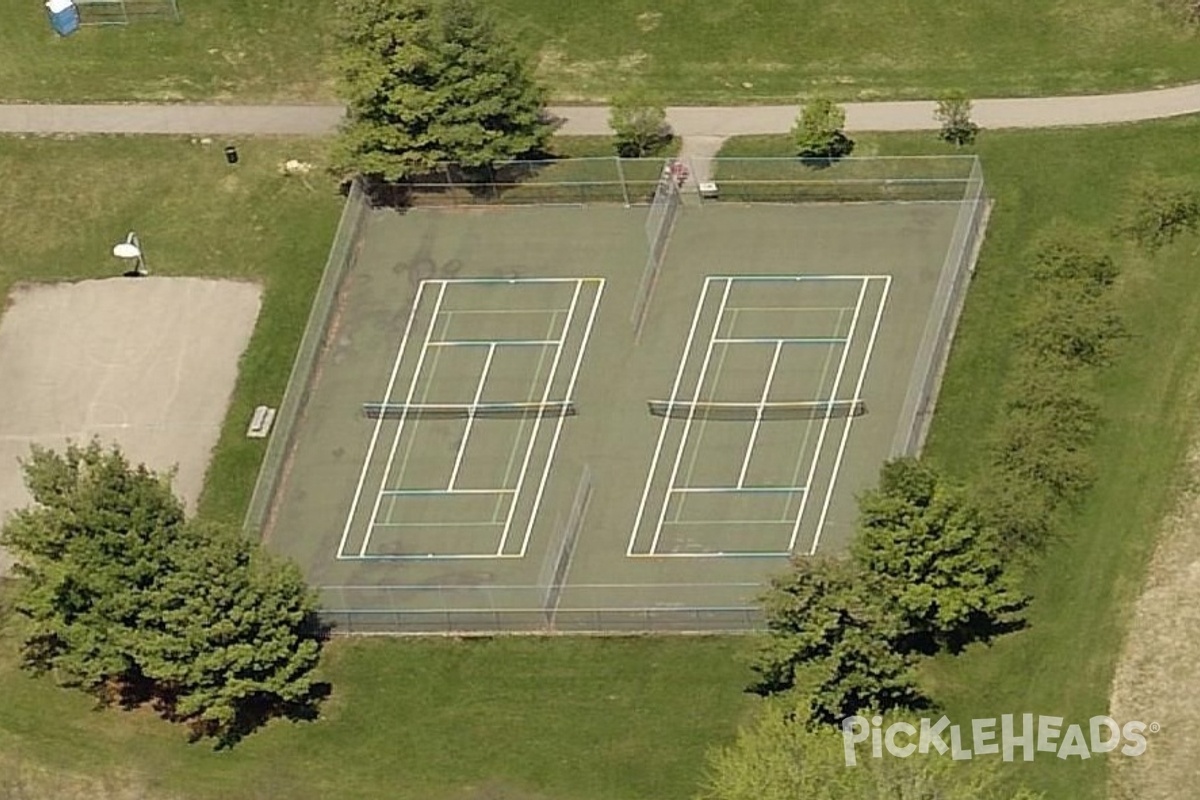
[3,80,1200,136]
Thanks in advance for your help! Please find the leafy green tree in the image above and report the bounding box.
[1029,227,1119,290]
[1115,173,1200,251]
[0,442,323,744]
[934,91,979,147]
[752,557,920,725]
[1017,284,1123,368]
[991,406,1097,506]
[703,700,1044,800]
[332,0,551,181]
[974,470,1057,551]
[793,96,854,161]
[608,88,672,157]
[852,459,1025,651]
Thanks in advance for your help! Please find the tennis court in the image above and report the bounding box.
[338,277,603,560]
[254,160,986,633]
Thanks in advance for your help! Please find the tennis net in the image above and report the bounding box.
[363,401,577,420]
[647,399,866,421]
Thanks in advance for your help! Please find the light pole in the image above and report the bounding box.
[112,231,148,276]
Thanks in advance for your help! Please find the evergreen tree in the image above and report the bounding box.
[0,442,323,744]
[333,0,551,181]
[1,442,185,687]
[133,521,321,742]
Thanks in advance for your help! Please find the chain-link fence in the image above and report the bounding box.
[700,155,978,203]
[891,157,989,456]
[387,157,671,207]
[384,155,981,209]
[316,583,765,634]
[243,180,371,537]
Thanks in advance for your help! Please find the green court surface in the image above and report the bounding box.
[263,199,971,633]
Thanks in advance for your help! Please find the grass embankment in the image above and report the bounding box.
[719,121,1200,798]
[3,0,1200,103]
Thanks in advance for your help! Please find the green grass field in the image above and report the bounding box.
[720,122,1200,798]
[3,0,1200,103]
[5,118,1200,798]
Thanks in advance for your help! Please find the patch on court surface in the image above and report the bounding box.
[258,184,985,633]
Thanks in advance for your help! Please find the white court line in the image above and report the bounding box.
[445,308,575,315]
[517,279,605,557]
[808,275,892,555]
[371,521,506,529]
[787,277,870,553]
[737,339,784,488]
[726,305,854,313]
[447,343,497,490]
[427,339,560,347]
[782,307,847,522]
[672,305,740,524]
[353,553,525,561]
[492,311,564,523]
[336,280,432,559]
[669,485,805,494]
[379,488,515,496]
[495,279,583,555]
[648,278,734,555]
[710,274,881,282]
[627,278,717,557]
[711,336,848,345]
[433,277,583,284]
[630,550,791,559]
[358,281,449,557]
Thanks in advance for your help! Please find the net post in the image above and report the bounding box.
[614,156,631,207]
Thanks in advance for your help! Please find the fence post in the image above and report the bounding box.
[614,156,631,207]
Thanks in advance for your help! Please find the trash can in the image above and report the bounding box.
[46,0,80,36]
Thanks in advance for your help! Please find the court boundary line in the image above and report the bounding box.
[493,280,583,555]
[628,274,888,559]
[342,277,605,561]
[336,280,434,559]
[784,277,871,553]
[357,282,449,557]
[517,280,606,557]
[808,275,892,555]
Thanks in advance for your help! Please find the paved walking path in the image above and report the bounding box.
[4,80,1200,136]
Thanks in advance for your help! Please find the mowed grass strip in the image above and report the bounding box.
[3,0,1200,103]
[719,121,1200,798]
[0,134,754,800]
[0,614,752,800]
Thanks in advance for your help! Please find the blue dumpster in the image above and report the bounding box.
[46,0,80,36]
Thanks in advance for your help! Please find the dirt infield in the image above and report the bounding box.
[1109,440,1200,800]
[0,277,261,575]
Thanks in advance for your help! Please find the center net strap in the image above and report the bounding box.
[647,399,865,421]
[363,401,576,420]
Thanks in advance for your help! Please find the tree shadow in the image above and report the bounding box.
[798,133,856,169]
